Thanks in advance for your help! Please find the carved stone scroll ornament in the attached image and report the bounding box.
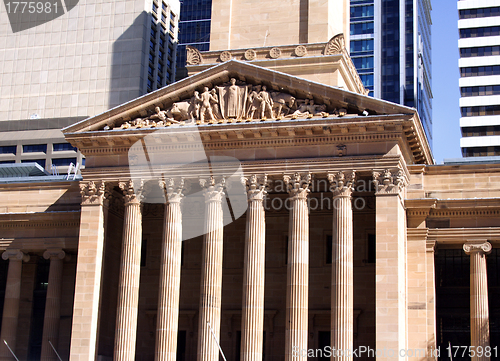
[324,34,345,55]
[186,46,203,65]
[463,242,492,255]
[327,171,356,197]
[372,169,408,194]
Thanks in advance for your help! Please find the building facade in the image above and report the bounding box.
[350,0,433,148]
[458,0,500,158]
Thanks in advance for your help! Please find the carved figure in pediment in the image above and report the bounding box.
[150,106,179,124]
[290,99,325,117]
[257,86,274,119]
[271,92,296,117]
[166,100,196,123]
[246,85,261,119]
[196,86,217,123]
[218,78,248,120]
[210,89,222,119]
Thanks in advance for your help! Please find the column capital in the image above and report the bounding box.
[43,248,66,260]
[159,178,185,204]
[80,180,108,206]
[2,249,29,262]
[327,170,356,198]
[119,179,144,205]
[241,174,268,202]
[283,172,311,200]
[463,241,492,255]
[372,168,408,195]
[200,176,226,203]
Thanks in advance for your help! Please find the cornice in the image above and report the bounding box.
[0,237,79,251]
[427,227,500,245]
[0,211,80,229]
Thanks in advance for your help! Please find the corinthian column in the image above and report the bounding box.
[240,175,268,361]
[40,249,66,361]
[328,171,355,359]
[283,172,311,361]
[113,180,144,361]
[155,178,185,361]
[463,241,492,361]
[0,250,29,361]
[197,177,225,361]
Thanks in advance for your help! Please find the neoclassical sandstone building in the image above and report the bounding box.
[0,2,499,361]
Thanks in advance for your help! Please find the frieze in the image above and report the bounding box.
[103,80,348,131]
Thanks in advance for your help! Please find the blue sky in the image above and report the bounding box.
[431,1,463,163]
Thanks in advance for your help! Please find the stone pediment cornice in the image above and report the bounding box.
[62,60,432,164]
[65,114,428,164]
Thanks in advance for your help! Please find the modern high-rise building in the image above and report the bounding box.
[175,0,212,80]
[0,0,180,170]
[458,0,500,158]
[350,0,433,148]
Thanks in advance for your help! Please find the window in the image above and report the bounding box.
[350,5,374,20]
[158,63,163,73]
[350,39,374,53]
[161,12,167,23]
[23,144,47,153]
[170,22,175,32]
[170,11,175,21]
[350,21,374,35]
[461,105,500,117]
[157,75,163,85]
[51,158,77,166]
[148,65,154,76]
[461,65,500,77]
[162,2,167,11]
[461,85,500,97]
[158,50,164,61]
[0,145,16,154]
[460,26,500,39]
[22,159,46,168]
[462,126,500,137]
[150,40,155,51]
[149,52,154,63]
[53,143,77,152]
[459,7,500,19]
[147,78,153,90]
[159,37,165,48]
[353,56,374,69]
[151,28,157,38]
[152,2,158,13]
[460,46,500,58]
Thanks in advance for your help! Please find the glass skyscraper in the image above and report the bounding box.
[176,0,212,80]
[350,0,433,148]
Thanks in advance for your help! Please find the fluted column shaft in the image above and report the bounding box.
[40,249,66,361]
[197,178,225,361]
[329,171,355,359]
[155,179,184,361]
[284,173,311,361]
[114,181,143,361]
[464,242,492,361]
[0,250,29,361]
[241,175,267,361]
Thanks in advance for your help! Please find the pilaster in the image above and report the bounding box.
[70,180,108,361]
[373,169,408,361]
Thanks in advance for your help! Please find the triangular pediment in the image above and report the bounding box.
[62,60,432,165]
[63,60,416,134]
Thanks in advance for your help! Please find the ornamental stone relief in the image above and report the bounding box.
[111,80,345,130]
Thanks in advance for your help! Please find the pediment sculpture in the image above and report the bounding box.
[113,80,346,131]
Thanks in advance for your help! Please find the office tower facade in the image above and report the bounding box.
[175,0,212,80]
[0,0,179,170]
[350,0,433,147]
[458,0,500,157]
